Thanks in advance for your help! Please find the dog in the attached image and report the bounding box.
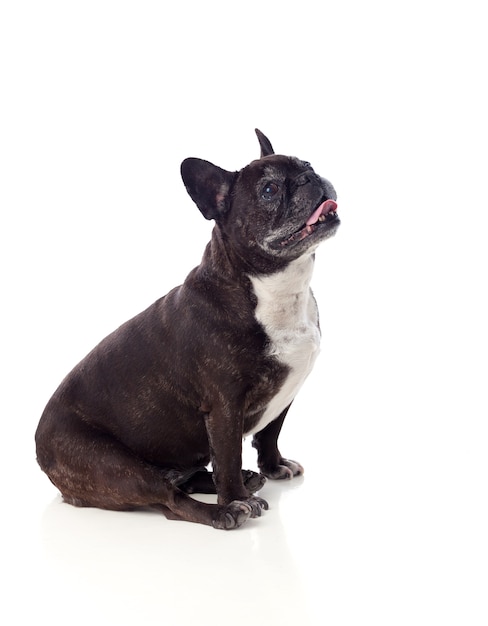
[35,130,339,529]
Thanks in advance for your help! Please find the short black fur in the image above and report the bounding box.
[35,130,339,529]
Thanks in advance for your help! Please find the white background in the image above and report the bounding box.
[1,1,487,625]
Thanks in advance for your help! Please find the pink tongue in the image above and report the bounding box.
[306,199,338,226]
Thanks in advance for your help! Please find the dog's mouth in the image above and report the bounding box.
[279,199,339,248]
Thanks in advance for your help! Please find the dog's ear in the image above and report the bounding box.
[255,129,275,157]
[181,158,237,221]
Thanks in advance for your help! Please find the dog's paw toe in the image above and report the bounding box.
[214,501,252,530]
[213,497,269,530]
[261,459,304,480]
[242,469,267,493]
[246,495,269,518]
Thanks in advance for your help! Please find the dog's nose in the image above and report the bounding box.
[321,177,337,201]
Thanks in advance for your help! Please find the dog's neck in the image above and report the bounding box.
[201,225,292,278]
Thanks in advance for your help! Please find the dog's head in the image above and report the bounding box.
[181,130,339,271]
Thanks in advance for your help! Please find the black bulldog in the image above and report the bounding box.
[35,130,340,529]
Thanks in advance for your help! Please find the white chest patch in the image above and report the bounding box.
[246,255,321,436]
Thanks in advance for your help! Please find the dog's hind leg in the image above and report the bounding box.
[35,411,259,529]
[178,468,266,495]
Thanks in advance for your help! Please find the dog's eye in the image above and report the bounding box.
[261,182,280,200]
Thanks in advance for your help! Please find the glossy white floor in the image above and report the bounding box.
[2,2,487,625]
[5,354,488,626]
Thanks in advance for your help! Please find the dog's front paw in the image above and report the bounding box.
[261,458,304,480]
[212,497,269,530]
